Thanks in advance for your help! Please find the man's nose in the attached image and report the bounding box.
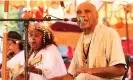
[80,12,86,17]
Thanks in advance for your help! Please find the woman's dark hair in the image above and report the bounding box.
[37,29,57,48]
[8,31,24,50]
[28,29,57,56]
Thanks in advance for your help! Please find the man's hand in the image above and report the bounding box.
[49,74,74,80]
[74,66,93,77]
[49,77,60,80]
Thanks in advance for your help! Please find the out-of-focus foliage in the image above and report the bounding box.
[0,4,22,34]
[0,4,4,30]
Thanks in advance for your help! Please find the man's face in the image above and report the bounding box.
[28,30,43,51]
[76,2,98,29]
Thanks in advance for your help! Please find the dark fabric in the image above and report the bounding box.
[122,54,131,80]
[51,22,83,32]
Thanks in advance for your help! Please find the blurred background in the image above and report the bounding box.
[0,0,133,79]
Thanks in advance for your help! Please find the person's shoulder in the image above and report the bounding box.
[19,50,24,54]
[42,44,58,51]
[100,24,120,39]
[41,44,61,56]
[17,50,24,56]
[47,44,57,49]
[13,50,24,58]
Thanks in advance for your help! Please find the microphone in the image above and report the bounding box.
[77,17,84,25]
[71,18,77,22]
[65,17,84,23]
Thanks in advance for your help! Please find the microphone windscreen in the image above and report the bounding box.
[77,17,84,24]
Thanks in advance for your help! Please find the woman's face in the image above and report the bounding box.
[28,30,43,51]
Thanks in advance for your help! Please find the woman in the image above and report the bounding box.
[27,23,67,80]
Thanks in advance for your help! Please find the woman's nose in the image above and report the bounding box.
[29,36,35,43]
[31,35,35,40]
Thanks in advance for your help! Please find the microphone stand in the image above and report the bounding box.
[0,18,70,22]
[24,21,29,80]
[124,4,130,55]
[125,11,130,54]
[0,16,72,80]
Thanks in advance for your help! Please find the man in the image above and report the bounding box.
[50,1,126,80]
[5,31,24,80]
[27,23,67,80]
[7,31,24,60]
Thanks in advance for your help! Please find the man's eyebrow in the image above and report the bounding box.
[85,9,91,12]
